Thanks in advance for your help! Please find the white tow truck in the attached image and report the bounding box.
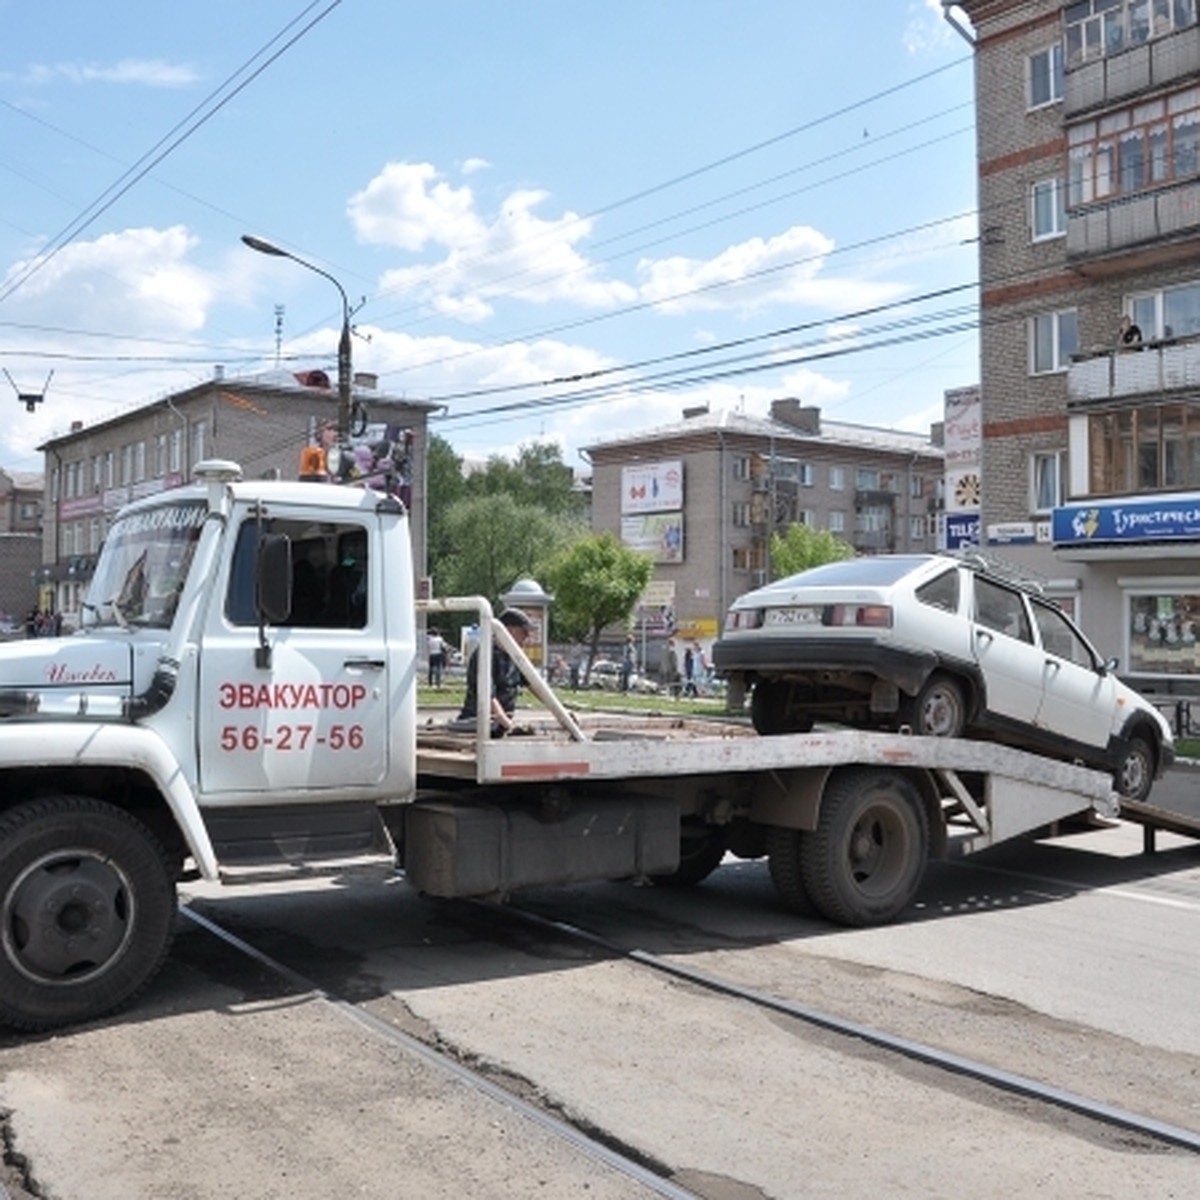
[0,460,1145,1031]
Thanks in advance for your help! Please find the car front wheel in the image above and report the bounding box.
[1115,734,1154,803]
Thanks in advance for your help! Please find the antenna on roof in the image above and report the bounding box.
[3,368,53,413]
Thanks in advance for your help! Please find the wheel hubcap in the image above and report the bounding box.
[4,852,133,984]
[846,804,908,894]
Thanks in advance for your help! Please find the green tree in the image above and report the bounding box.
[464,441,583,518]
[769,523,855,579]
[544,532,653,675]
[437,493,573,604]
[425,434,466,590]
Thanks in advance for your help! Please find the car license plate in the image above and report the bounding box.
[764,606,823,626]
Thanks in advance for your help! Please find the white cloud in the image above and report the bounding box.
[356,162,636,318]
[460,157,491,176]
[636,225,905,316]
[10,59,199,87]
[4,225,214,331]
[348,162,484,252]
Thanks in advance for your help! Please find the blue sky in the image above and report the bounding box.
[0,1,978,475]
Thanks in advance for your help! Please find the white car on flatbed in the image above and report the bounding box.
[712,553,1173,802]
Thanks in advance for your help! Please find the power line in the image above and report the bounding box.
[0,0,343,306]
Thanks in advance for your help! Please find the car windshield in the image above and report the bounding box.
[82,500,207,630]
[770,555,934,591]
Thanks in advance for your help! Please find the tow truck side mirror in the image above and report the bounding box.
[256,533,292,626]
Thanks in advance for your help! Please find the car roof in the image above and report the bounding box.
[742,551,1048,602]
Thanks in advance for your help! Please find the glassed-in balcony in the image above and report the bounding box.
[1065,13,1200,117]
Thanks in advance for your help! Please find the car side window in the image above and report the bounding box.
[915,568,960,613]
[1032,601,1095,668]
[974,577,1033,644]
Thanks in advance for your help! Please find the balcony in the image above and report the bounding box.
[1064,24,1200,118]
[1068,335,1200,404]
[1066,179,1200,275]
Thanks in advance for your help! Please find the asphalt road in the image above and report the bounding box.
[2,790,1198,1200]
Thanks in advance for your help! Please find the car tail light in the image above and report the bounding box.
[725,608,764,631]
[827,604,892,627]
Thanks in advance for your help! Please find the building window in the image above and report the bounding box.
[192,419,207,465]
[156,434,168,477]
[828,510,845,534]
[1087,401,1200,494]
[170,430,183,474]
[798,463,814,487]
[89,518,101,554]
[120,444,132,486]
[1030,309,1079,373]
[856,467,879,490]
[1128,588,1200,677]
[1031,177,1067,240]
[910,474,925,499]
[104,451,115,489]
[909,515,926,541]
[732,501,751,527]
[1028,42,1063,109]
[796,509,813,527]
[1032,450,1065,512]
[92,455,103,492]
[133,441,146,483]
[829,465,845,490]
[733,456,751,481]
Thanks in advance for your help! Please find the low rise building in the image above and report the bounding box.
[38,367,435,625]
[583,398,944,661]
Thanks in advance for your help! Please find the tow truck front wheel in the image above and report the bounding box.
[0,796,176,1031]
[800,769,929,927]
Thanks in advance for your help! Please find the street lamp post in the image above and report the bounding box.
[241,235,353,440]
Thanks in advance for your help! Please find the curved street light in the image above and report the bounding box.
[241,234,353,439]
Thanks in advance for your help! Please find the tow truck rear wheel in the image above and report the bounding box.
[650,827,728,887]
[799,768,929,926]
[0,796,177,1031]
[765,826,816,915]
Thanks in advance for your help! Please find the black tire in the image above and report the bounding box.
[1115,734,1154,803]
[765,826,816,915]
[904,674,967,738]
[800,769,929,926]
[751,680,814,736]
[0,796,177,1031]
[651,828,728,887]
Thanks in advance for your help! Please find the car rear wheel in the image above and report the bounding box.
[751,680,814,736]
[905,674,967,738]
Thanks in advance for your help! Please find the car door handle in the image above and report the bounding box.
[1044,659,1060,671]
[975,628,993,642]
[344,658,385,670]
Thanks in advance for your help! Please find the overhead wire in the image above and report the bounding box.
[0,0,343,305]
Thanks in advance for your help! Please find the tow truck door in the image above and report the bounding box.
[197,506,390,796]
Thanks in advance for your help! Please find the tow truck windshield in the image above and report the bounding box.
[82,500,207,630]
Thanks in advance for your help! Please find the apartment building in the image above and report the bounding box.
[38,367,435,625]
[583,398,943,650]
[958,0,1200,693]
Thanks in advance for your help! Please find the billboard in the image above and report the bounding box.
[621,512,684,563]
[621,461,684,514]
